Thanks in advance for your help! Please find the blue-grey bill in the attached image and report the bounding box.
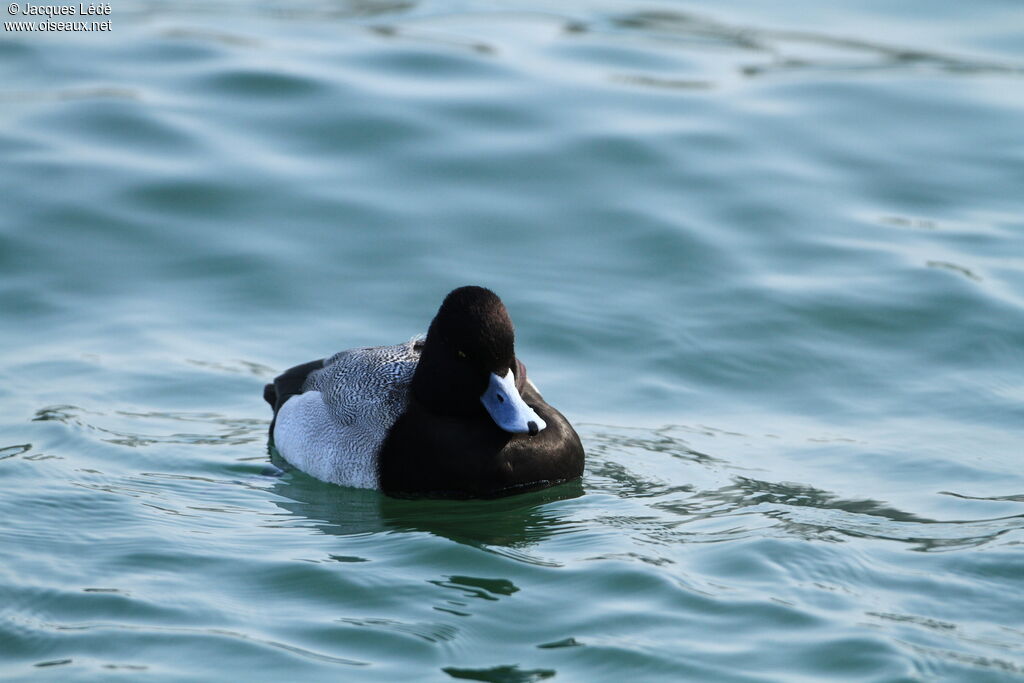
[480,369,547,435]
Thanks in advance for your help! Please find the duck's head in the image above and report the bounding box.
[411,286,546,436]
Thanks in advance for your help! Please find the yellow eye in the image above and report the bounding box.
[457,350,467,358]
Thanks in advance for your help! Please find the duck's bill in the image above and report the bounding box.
[480,369,546,436]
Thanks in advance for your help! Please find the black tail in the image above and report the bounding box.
[264,358,326,435]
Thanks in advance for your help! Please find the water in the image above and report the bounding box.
[2,1,1024,680]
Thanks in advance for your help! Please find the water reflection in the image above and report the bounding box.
[268,460,584,550]
[0,443,33,460]
[442,664,556,682]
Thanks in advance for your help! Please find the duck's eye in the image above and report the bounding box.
[457,350,467,359]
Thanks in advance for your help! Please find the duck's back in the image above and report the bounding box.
[271,340,420,488]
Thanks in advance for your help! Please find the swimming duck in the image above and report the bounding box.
[264,286,584,498]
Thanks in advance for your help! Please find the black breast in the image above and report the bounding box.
[377,383,585,498]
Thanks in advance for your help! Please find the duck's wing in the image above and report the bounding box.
[306,342,420,427]
[269,341,420,488]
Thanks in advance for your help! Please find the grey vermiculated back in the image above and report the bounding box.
[305,340,421,448]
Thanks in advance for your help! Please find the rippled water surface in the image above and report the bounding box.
[3,1,1024,680]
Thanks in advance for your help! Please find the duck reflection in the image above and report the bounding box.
[267,450,584,549]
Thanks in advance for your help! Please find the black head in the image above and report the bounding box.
[411,286,517,416]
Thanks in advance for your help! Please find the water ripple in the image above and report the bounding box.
[584,425,1024,553]
[610,10,1024,78]
[32,404,266,448]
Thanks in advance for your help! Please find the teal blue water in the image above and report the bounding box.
[3,1,1024,680]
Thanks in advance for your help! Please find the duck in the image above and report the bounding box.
[263,286,585,498]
